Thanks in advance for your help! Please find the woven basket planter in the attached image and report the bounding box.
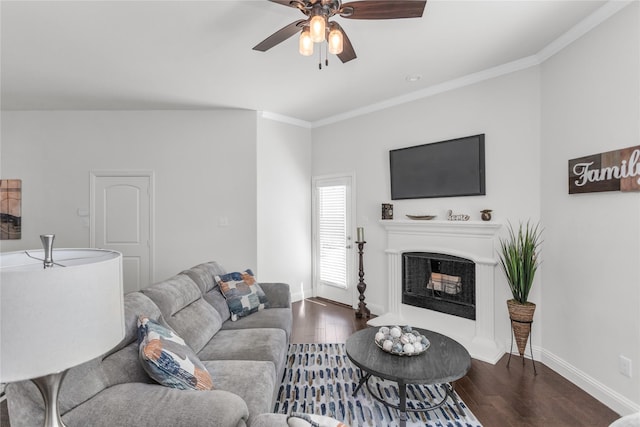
[507,299,536,356]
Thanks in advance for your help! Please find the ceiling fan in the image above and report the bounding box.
[253,0,427,65]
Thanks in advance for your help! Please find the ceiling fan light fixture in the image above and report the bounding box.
[310,14,326,43]
[328,25,343,55]
[299,28,314,56]
[255,0,427,66]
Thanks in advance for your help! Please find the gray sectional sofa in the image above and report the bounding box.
[5,261,296,427]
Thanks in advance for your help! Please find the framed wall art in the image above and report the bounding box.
[1,179,22,240]
[569,145,640,194]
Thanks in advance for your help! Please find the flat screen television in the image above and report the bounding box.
[389,134,485,200]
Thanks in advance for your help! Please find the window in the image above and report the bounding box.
[318,185,347,288]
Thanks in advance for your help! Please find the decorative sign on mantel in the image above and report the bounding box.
[568,145,640,194]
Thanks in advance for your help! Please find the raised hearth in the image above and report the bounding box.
[368,220,504,363]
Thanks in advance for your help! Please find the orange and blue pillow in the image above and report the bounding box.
[137,316,213,390]
[215,269,269,321]
[287,413,350,427]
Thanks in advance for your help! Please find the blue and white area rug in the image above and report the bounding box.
[274,343,482,427]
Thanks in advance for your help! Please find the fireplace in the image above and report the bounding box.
[402,252,476,320]
[369,219,504,363]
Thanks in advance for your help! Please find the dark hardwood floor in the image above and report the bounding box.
[0,397,6,427]
[1,298,621,427]
[291,297,620,427]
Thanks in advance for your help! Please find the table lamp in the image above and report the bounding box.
[1,235,125,427]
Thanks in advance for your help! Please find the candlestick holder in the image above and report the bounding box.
[355,241,371,319]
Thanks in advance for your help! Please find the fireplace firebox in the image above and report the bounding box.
[402,252,476,320]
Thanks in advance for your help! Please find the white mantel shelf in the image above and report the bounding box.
[379,219,502,237]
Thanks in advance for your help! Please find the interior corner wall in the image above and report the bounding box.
[540,3,640,415]
[0,110,258,283]
[256,116,312,301]
[311,66,542,353]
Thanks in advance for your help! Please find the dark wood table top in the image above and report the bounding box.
[345,326,471,385]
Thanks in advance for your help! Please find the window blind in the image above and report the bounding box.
[318,185,347,288]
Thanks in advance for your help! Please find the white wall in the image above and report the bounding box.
[312,67,542,351]
[540,3,640,415]
[256,116,312,301]
[311,5,640,412]
[0,110,258,283]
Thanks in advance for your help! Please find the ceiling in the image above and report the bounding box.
[0,1,617,125]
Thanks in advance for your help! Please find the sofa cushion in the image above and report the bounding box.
[205,360,276,427]
[197,328,287,389]
[137,316,213,391]
[258,282,292,309]
[142,274,223,353]
[215,269,269,321]
[106,292,165,357]
[182,261,227,294]
[182,262,232,322]
[221,307,292,341]
[142,274,203,317]
[61,382,250,427]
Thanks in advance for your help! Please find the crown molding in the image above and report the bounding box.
[536,0,634,63]
[311,55,540,129]
[261,0,633,130]
[259,111,311,129]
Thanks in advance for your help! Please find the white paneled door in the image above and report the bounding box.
[312,174,355,307]
[91,171,153,294]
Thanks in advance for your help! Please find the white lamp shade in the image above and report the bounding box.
[0,249,125,383]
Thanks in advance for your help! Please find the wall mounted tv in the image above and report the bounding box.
[389,134,485,200]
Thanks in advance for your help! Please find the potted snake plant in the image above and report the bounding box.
[498,221,542,358]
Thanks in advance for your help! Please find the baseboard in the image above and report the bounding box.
[291,287,313,303]
[365,302,384,316]
[505,345,544,362]
[290,292,384,316]
[541,348,640,416]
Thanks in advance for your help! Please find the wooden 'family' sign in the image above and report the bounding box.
[568,145,640,194]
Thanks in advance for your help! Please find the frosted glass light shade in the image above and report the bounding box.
[299,29,313,56]
[0,249,125,383]
[328,27,343,55]
[310,15,326,43]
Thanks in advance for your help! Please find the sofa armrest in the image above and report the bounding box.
[260,282,291,308]
[62,383,249,427]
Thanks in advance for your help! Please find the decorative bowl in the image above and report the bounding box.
[374,326,430,356]
[406,215,436,220]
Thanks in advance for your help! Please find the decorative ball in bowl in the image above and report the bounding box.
[374,326,430,356]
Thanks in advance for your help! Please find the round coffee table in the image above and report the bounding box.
[345,327,471,427]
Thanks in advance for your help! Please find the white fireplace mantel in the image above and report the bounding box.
[380,219,502,237]
[368,219,505,363]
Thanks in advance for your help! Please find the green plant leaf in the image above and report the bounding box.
[498,221,542,304]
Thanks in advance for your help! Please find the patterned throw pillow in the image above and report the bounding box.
[287,413,350,427]
[215,269,269,321]
[137,316,213,390]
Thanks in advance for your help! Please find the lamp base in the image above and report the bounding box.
[31,371,68,427]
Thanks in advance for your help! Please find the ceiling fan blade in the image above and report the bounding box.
[340,0,426,19]
[253,19,307,52]
[336,25,357,63]
[269,0,302,9]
